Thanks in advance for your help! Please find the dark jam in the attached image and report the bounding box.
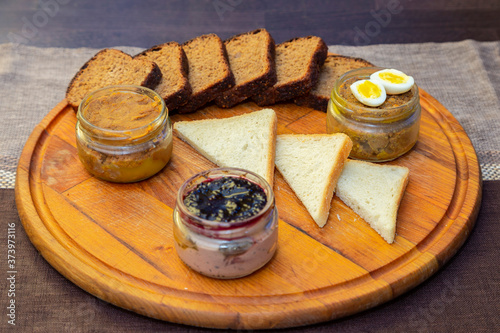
[183,176,267,222]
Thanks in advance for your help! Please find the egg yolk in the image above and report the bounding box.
[358,80,382,99]
[379,72,408,84]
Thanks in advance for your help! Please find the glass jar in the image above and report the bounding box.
[327,67,421,162]
[76,85,172,183]
[173,168,279,279]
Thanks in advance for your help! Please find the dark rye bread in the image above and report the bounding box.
[177,33,235,113]
[294,55,374,112]
[65,48,162,109]
[214,29,277,108]
[134,42,191,112]
[252,36,328,106]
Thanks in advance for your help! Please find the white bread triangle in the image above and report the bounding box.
[275,133,352,227]
[335,159,410,244]
[173,108,277,185]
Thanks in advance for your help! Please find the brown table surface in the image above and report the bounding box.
[1,0,499,332]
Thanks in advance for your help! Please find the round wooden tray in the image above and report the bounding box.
[15,90,481,330]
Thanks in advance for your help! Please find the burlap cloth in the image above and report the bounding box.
[0,41,499,332]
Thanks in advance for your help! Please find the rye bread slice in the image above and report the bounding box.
[252,36,328,106]
[65,48,162,109]
[294,55,374,112]
[177,33,235,113]
[214,29,277,108]
[134,42,192,112]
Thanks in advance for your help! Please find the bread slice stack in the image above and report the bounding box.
[134,42,191,112]
[274,134,352,227]
[173,109,277,185]
[65,48,162,109]
[295,55,374,112]
[177,34,235,113]
[214,29,277,108]
[335,160,410,243]
[252,36,328,106]
[67,32,374,114]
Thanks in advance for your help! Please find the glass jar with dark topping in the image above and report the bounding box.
[173,167,278,279]
[327,67,421,162]
[76,85,172,183]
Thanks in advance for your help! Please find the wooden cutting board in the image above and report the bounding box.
[15,90,481,330]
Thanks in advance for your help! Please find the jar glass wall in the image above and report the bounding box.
[173,168,279,279]
[327,67,421,162]
[76,85,172,183]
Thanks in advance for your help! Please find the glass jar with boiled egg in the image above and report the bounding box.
[327,67,421,162]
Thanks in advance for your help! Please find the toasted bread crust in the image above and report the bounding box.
[134,42,192,112]
[294,55,374,112]
[177,34,235,114]
[65,48,162,109]
[293,90,329,111]
[252,36,328,106]
[214,29,277,108]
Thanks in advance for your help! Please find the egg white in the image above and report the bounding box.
[350,79,387,107]
[370,69,414,94]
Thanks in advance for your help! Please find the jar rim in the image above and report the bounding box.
[176,167,276,230]
[331,67,420,122]
[76,85,167,140]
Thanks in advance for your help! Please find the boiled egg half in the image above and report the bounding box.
[370,69,414,94]
[350,79,387,107]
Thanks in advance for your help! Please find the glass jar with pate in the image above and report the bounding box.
[173,167,279,279]
[75,85,173,183]
[327,67,421,162]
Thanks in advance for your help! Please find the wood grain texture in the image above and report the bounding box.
[2,0,499,48]
[15,89,481,330]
